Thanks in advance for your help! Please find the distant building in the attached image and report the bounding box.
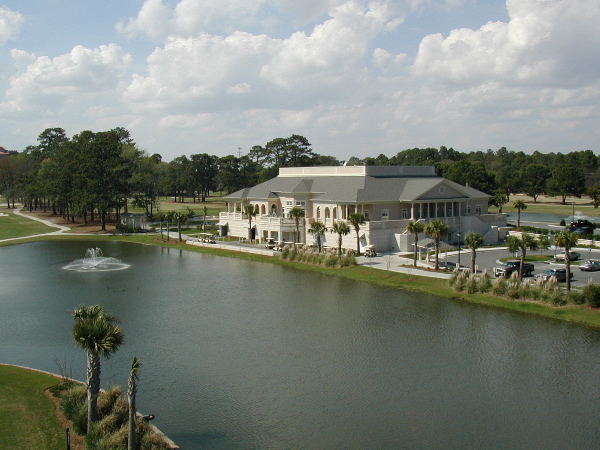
[219,166,508,253]
[0,147,17,159]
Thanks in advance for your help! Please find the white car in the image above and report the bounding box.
[579,260,600,271]
[555,251,581,261]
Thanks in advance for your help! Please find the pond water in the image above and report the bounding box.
[1,241,600,449]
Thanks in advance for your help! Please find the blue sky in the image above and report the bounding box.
[0,0,597,162]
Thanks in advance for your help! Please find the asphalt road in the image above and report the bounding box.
[441,246,600,288]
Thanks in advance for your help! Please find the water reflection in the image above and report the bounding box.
[1,241,600,448]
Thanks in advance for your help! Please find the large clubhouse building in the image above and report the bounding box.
[218,166,508,253]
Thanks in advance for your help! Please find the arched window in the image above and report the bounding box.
[271,204,277,216]
[261,204,266,215]
[333,208,337,220]
[316,207,321,219]
[325,207,330,219]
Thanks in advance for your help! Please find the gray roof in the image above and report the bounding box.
[225,171,490,203]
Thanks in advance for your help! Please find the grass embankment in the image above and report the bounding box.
[0,365,64,449]
[0,211,59,240]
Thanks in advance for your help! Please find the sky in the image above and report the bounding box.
[0,0,598,162]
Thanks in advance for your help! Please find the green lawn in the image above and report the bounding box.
[0,210,59,240]
[499,196,600,218]
[0,365,64,449]
[127,195,227,217]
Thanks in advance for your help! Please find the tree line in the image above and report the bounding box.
[0,128,340,226]
[1,129,598,228]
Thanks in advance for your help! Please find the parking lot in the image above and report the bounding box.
[441,247,600,288]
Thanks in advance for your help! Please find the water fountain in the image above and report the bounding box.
[62,247,130,272]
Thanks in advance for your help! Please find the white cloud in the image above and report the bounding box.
[117,0,268,40]
[0,6,23,47]
[3,44,132,113]
[411,0,600,87]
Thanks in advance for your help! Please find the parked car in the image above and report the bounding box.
[554,251,581,261]
[579,260,600,271]
[535,268,573,282]
[494,260,534,277]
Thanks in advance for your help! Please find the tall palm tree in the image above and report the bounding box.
[464,231,484,273]
[506,233,538,280]
[156,211,166,239]
[245,204,259,241]
[331,221,351,257]
[424,219,450,270]
[513,199,527,228]
[555,230,579,291]
[288,207,305,244]
[308,221,327,252]
[165,210,176,241]
[72,305,124,434]
[128,356,141,450]
[406,221,425,267]
[348,212,367,255]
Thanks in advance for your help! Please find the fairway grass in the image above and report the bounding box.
[0,365,64,449]
[0,210,59,240]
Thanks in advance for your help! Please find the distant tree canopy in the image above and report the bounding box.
[1,129,597,223]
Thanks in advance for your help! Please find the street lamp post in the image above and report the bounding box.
[457,232,462,269]
[572,202,576,224]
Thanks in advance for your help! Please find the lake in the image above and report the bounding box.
[1,240,600,448]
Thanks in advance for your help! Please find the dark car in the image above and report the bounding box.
[568,220,595,235]
[535,268,574,282]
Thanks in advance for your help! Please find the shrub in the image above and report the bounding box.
[548,288,566,306]
[60,384,86,422]
[492,277,507,296]
[505,282,522,299]
[449,268,460,287]
[566,290,585,305]
[97,386,122,418]
[476,270,491,293]
[466,274,478,294]
[582,283,600,308]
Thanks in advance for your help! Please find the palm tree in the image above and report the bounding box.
[555,230,579,291]
[245,204,258,241]
[406,221,425,267]
[464,231,484,273]
[308,221,327,252]
[175,207,195,241]
[348,212,367,255]
[128,357,141,450]
[156,211,166,239]
[506,233,539,280]
[331,221,351,257]
[513,200,527,228]
[289,207,305,244]
[424,219,450,270]
[72,305,124,434]
[165,210,176,241]
[493,193,509,213]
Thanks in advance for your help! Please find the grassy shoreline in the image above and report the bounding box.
[3,232,599,328]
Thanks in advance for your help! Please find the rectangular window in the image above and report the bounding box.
[465,205,471,215]
[381,209,389,219]
[286,201,292,206]
[475,205,482,216]
[364,210,370,219]
[296,201,305,206]
[402,209,409,219]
